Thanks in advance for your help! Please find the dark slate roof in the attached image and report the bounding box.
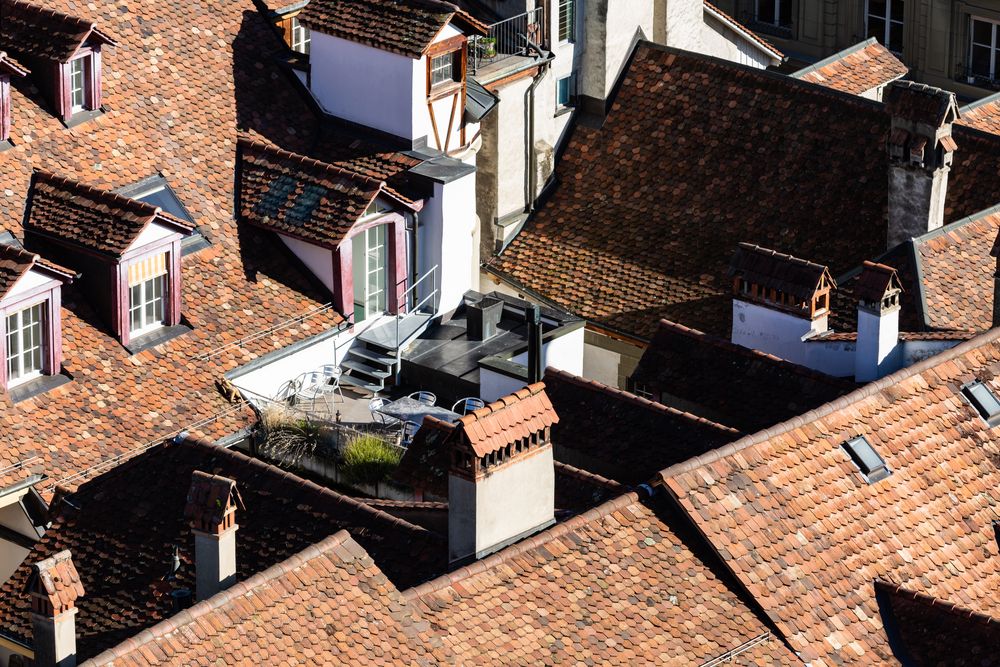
[487,42,1000,339]
[237,138,415,249]
[728,242,834,300]
[0,438,447,660]
[0,243,72,299]
[24,170,194,258]
[793,38,907,95]
[874,580,1000,667]
[0,0,116,62]
[298,0,487,59]
[465,77,498,122]
[630,319,854,432]
[542,368,741,485]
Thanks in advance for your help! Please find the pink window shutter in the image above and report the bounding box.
[56,61,72,121]
[89,49,102,110]
[0,77,10,142]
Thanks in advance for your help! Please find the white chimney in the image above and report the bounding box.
[183,471,244,601]
[854,261,903,382]
[447,383,557,564]
[26,550,84,667]
[885,81,959,249]
[728,243,835,367]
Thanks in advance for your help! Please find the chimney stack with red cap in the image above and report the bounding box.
[885,81,960,249]
[183,471,244,601]
[26,550,85,667]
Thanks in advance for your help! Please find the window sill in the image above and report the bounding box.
[8,371,72,404]
[428,81,463,101]
[125,321,193,355]
[555,105,575,118]
[64,108,105,129]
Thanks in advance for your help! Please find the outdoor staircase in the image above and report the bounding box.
[339,312,434,395]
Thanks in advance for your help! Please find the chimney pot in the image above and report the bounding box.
[467,296,504,341]
[854,262,902,382]
[26,550,84,667]
[184,471,244,601]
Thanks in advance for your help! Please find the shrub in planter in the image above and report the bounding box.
[340,433,403,487]
[257,404,322,465]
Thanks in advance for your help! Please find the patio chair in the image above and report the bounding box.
[274,378,301,404]
[401,420,421,447]
[294,370,327,411]
[452,396,486,415]
[317,364,345,404]
[369,396,399,426]
[409,390,437,406]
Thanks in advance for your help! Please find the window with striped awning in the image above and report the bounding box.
[127,253,167,287]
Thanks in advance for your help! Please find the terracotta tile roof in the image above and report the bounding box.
[237,137,414,249]
[298,0,487,59]
[630,319,854,432]
[453,382,558,457]
[0,0,354,495]
[0,0,117,62]
[183,470,244,533]
[542,367,741,485]
[488,42,1000,339]
[660,328,1000,664]
[793,38,907,96]
[853,260,901,303]
[703,1,783,61]
[0,437,447,660]
[874,580,1000,666]
[24,550,84,616]
[958,92,1000,134]
[24,170,194,258]
[406,491,800,665]
[85,531,453,666]
[729,242,835,300]
[0,242,73,299]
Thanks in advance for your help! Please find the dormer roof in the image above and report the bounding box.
[24,170,194,258]
[0,51,28,78]
[792,38,907,96]
[885,80,959,129]
[237,138,418,249]
[298,0,487,59]
[854,260,902,303]
[0,242,74,299]
[183,471,245,535]
[0,0,117,62]
[728,242,835,301]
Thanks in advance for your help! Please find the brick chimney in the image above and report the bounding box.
[25,550,85,667]
[447,383,558,564]
[728,243,835,366]
[853,261,903,382]
[183,471,244,601]
[885,81,959,249]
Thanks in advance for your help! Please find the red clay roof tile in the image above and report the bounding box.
[793,38,907,96]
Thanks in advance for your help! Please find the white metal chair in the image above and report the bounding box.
[318,364,345,404]
[369,397,399,426]
[401,420,421,447]
[293,370,327,411]
[274,378,301,404]
[452,397,485,415]
[409,391,437,406]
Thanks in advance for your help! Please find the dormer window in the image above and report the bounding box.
[431,51,460,87]
[128,255,167,335]
[68,55,89,113]
[290,17,311,55]
[6,302,44,386]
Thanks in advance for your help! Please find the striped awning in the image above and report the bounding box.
[127,253,167,286]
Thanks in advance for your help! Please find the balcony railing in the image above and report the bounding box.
[469,7,545,74]
[959,67,1000,91]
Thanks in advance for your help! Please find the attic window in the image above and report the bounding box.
[842,436,891,483]
[961,380,1000,425]
[116,176,209,255]
[365,199,391,217]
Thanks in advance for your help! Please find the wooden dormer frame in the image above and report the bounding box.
[425,34,468,152]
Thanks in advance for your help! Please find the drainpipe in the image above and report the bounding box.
[409,211,419,311]
[523,52,549,214]
[526,304,542,383]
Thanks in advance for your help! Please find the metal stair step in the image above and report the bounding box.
[347,347,396,368]
[341,359,392,379]
[339,374,384,394]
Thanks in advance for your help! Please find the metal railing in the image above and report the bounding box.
[394,265,438,356]
[469,8,545,74]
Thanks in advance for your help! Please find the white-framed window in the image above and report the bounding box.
[556,74,575,109]
[290,17,311,55]
[969,17,1000,80]
[867,0,904,54]
[69,56,88,112]
[6,302,45,386]
[756,0,791,27]
[129,273,166,336]
[558,0,575,42]
[430,52,459,87]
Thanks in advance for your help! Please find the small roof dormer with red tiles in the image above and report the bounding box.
[0,243,74,396]
[23,170,193,350]
[0,0,117,126]
[445,383,558,563]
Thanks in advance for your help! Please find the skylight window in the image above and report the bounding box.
[961,380,1000,426]
[842,436,890,483]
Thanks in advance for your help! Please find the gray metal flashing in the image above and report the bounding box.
[225,322,349,381]
[405,152,476,184]
[465,77,499,123]
[959,89,1000,114]
[0,475,44,500]
[906,239,932,330]
[0,230,22,248]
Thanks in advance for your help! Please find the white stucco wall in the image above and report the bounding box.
[310,32,417,139]
[510,326,585,376]
[279,234,335,295]
[418,173,478,315]
[6,267,56,300]
[604,0,653,98]
[732,300,822,366]
[0,497,33,587]
[855,307,901,382]
[495,75,532,219]
[664,0,704,52]
[479,366,527,402]
[448,447,554,561]
[583,340,621,387]
[702,13,774,68]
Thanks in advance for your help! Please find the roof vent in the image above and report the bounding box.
[467,296,503,341]
[960,380,1000,426]
[842,436,890,483]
